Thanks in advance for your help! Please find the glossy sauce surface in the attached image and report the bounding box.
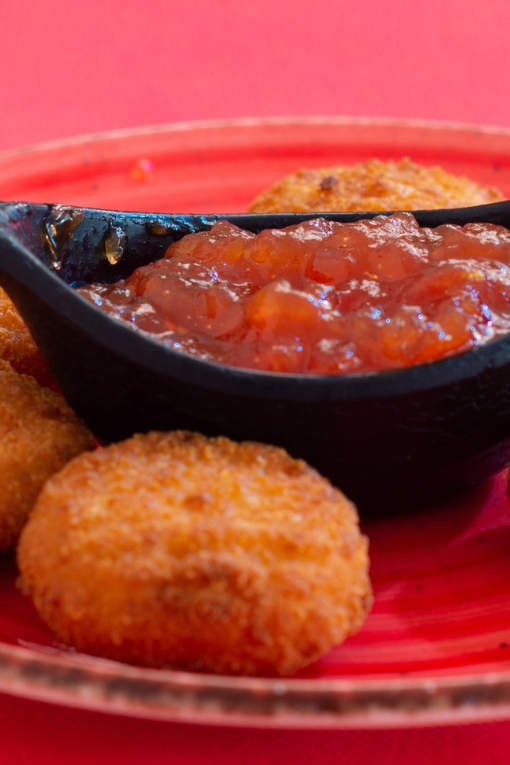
[78,214,510,374]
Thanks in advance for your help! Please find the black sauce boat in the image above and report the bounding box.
[1,200,510,513]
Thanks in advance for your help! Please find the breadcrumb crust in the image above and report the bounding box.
[0,289,53,386]
[18,431,372,676]
[0,359,94,549]
[248,158,504,213]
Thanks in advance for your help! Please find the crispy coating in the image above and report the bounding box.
[17,431,372,676]
[0,359,94,550]
[0,288,53,386]
[248,157,505,213]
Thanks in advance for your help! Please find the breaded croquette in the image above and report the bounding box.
[248,157,504,213]
[0,359,94,549]
[17,431,372,676]
[0,288,53,386]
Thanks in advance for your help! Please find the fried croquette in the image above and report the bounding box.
[0,288,53,386]
[17,431,372,677]
[0,359,94,550]
[248,157,505,213]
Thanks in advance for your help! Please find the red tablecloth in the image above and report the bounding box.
[3,691,510,765]
[2,0,510,761]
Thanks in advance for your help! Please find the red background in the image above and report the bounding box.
[2,0,510,151]
[2,0,510,762]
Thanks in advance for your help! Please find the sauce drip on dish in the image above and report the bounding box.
[77,213,510,374]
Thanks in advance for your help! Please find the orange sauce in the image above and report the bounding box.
[78,213,510,374]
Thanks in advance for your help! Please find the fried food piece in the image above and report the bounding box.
[17,431,372,676]
[0,359,94,549]
[0,288,53,386]
[248,157,505,213]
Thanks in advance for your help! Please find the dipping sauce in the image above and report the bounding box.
[78,213,510,374]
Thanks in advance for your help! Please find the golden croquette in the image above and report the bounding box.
[17,431,372,677]
[0,359,94,549]
[248,157,505,213]
[0,288,53,386]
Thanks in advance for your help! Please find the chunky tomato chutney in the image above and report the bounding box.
[78,213,510,374]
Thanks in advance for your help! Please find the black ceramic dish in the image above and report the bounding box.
[1,200,510,513]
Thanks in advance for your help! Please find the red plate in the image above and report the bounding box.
[1,117,510,728]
